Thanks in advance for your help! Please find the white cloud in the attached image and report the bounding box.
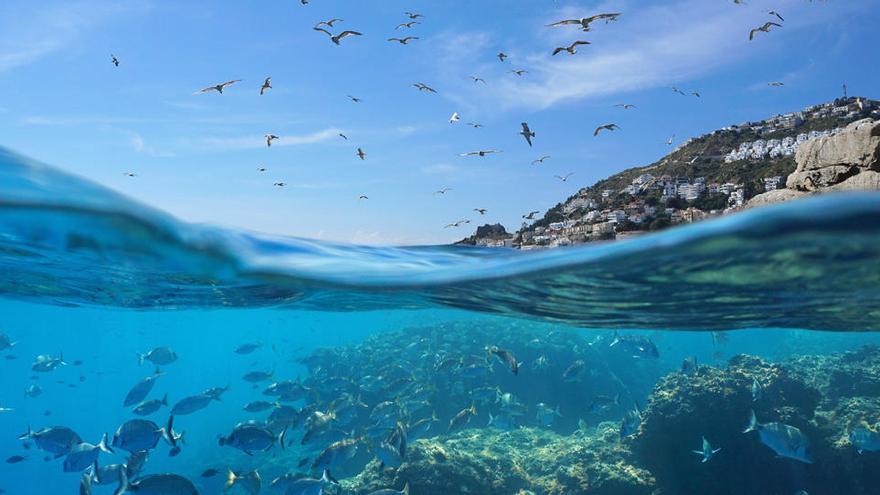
[438,0,847,111]
[198,128,343,151]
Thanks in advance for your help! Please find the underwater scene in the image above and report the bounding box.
[3,150,880,495]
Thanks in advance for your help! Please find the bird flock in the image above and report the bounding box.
[110,1,804,236]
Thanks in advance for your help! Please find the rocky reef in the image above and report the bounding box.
[344,425,654,495]
[749,118,880,206]
[333,345,880,495]
[632,346,880,495]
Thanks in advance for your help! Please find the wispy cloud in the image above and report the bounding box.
[438,0,845,111]
[198,128,343,151]
[0,1,145,72]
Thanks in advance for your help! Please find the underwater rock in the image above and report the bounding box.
[633,349,880,495]
[344,426,654,495]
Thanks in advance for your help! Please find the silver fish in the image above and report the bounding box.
[219,422,285,455]
[134,394,168,416]
[743,410,812,463]
[137,347,177,366]
[31,353,67,372]
[117,472,197,495]
[64,434,113,472]
[123,371,163,407]
[18,425,81,457]
[170,394,217,416]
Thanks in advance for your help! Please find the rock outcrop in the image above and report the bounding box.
[749,119,880,206]
[631,348,880,495]
[345,426,655,495]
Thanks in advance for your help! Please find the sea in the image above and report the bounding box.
[2,145,880,495]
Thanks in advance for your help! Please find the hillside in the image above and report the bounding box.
[461,96,879,249]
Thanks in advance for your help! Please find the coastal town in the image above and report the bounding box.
[461,97,880,249]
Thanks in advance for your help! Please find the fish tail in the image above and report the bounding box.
[225,469,237,490]
[99,432,114,454]
[113,466,129,495]
[743,409,757,433]
[17,424,33,440]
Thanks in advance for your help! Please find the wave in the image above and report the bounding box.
[2,146,880,331]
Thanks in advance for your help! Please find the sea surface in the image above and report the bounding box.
[1,146,880,495]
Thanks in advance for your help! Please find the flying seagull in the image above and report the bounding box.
[265,134,279,147]
[314,27,363,45]
[396,21,420,29]
[196,79,242,94]
[594,123,620,136]
[433,187,452,196]
[273,182,286,187]
[749,22,782,41]
[666,134,676,146]
[546,13,622,31]
[257,167,267,172]
[531,155,551,165]
[357,148,366,160]
[552,41,590,56]
[315,18,343,28]
[671,87,687,96]
[466,122,484,128]
[347,95,362,102]
[554,173,575,182]
[387,36,419,44]
[469,76,487,84]
[768,81,785,87]
[111,54,120,67]
[473,208,488,215]
[691,91,701,98]
[260,77,272,95]
[615,103,636,109]
[449,112,461,123]
[460,150,501,157]
[768,10,784,22]
[522,211,540,220]
[520,122,535,147]
[405,12,424,19]
[123,172,137,177]
[358,195,369,200]
[509,69,528,76]
[339,133,348,140]
[497,52,508,62]
[413,83,437,93]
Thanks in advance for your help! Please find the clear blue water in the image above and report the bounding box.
[2,146,880,494]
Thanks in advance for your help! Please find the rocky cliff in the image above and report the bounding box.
[748,118,880,207]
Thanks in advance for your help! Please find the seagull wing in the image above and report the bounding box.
[336,31,363,40]
[546,19,582,27]
[313,27,332,36]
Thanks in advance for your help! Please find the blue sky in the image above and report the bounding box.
[0,0,878,245]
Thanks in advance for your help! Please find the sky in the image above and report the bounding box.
[0,0,878,245]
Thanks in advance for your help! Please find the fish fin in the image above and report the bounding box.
[136,353,144,366]
[279,427,288,450]
[114,465,129,495]
[225,469,237,490]
[743,409,757,433]
[99,432,114,454]
[161,394,168,406]
[402,482,410,495]
[692,450,703,455]
[92,460,101,485]
[17,424,33,440]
